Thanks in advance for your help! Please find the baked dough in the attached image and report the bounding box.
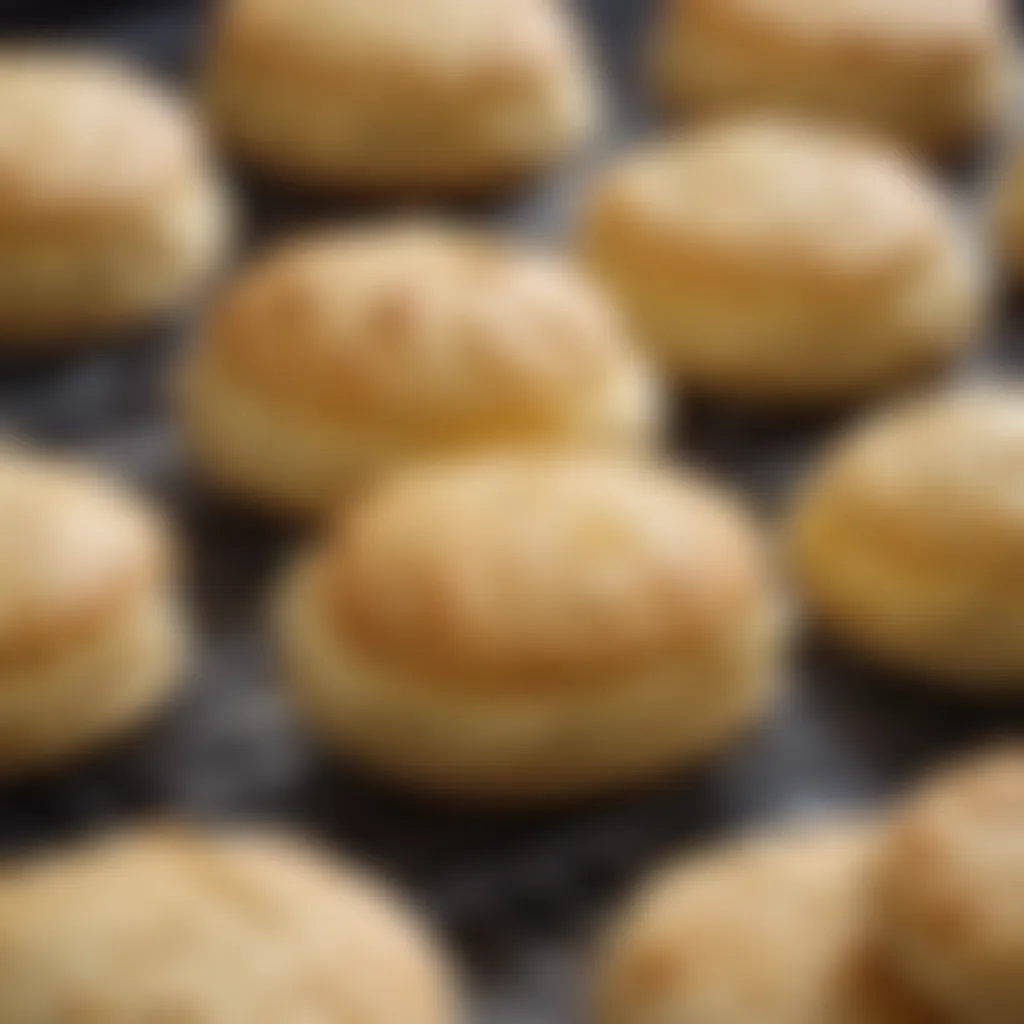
[0,447,185,773]
[180,223,660,515]
[651,0,1011,156]
[203,0,599,192]
[991,146,1024,283]
[789,388,1024,689]
[875,748,1024,1024]
[593,824,939,1024]
[0,825,457,1022]
[276,455,784,801]
[578,120,985,404]
[0,50,229,347]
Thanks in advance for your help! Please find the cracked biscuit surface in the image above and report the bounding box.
[276,455,784,801]
[181,224,660,514]
[579,120,985,405]
[203,0,599,192]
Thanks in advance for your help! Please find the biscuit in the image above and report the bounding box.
[593,824,939,1024]
[180,224,660,515]
[203,0,598,193]
[0,825,456,1022]
[874,748,1024,1024]
[651,0,1010,156]
[0,51,230,348]
[0,448,185,773]
[991,147,1024,283]
[789,388,1024,689]
[276,455,784,801]
[578,120,985,404]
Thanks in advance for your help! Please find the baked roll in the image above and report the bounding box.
[0,825,457,1022]
[0,51,229,348]
[0,448,185,773]
[875,748,1024,1024]
[276,455,785,801]
[651,0,1011,156]
[991,146,1024,283]
[203,0,599,193]
[789,388,1024,689]
[579,120,985,405]
[180,224,660,515]
[593,824,937,1024]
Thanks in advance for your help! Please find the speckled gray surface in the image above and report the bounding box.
[0,2,1023,1021]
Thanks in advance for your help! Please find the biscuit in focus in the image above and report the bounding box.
[276,455,785,801]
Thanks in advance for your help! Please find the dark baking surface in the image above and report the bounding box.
[1,1,1023,1020]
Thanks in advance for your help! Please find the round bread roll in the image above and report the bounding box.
[180,224,660,515]
[276,455,784,801]
[0,825,456,1022]
[875,748,1024,1024]
[593,824,939,1024]
[0,51,230,348]
[789,388,1024,689]
[651,0,1010,156]
[991,147,1024,282]
[0,448,185,774]
[203,0,598,193]
[578,120,985,404]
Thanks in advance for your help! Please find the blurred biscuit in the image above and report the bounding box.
[593,824,939,1024]
[0,825,456,1022]
[991,146,1024,282]
[651,0,1010,156]
[203,0,598,193]
[0,448,185,774]
[0,51,230,348]
[789,388,1024,689]
[180,224,660,515]
[875,748,1024,1024]
[578,120,985,405]
[276,455,784,801]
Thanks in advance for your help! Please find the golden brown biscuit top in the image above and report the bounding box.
[0,451,168,662]
[595,825,936,1024]
[797,390,1024,576]
[320,456,769,684]
[0,827,453,1022]
[0,52,200,232]
[676,0,1002,61]
[876,748,1024,978]
[993,147,1024,236]
[214,0,579,95]
[582,122,950,289]
[206,226,643,433]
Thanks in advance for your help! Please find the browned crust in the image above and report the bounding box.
[313,456,772,684]
[0,451,172,664]
[0,50,204,235]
